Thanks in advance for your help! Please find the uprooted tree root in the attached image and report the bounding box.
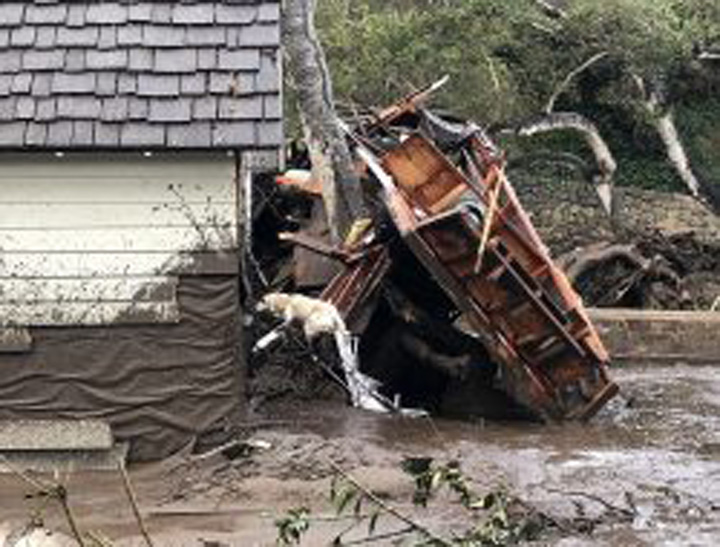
[558,231,720,310]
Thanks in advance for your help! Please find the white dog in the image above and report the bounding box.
[256,292,348,339]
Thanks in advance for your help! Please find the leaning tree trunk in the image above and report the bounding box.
[517,112,617,217]
[632,74,713,208]
[283,0,366,243]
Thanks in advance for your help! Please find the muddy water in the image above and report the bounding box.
[1,364,718,546]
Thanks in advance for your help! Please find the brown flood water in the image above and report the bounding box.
[1,363,719,545]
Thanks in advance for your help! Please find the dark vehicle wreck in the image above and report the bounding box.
[254,81,618,422]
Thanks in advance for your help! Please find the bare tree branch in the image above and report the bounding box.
[517,112,617,215]
[546,52,609,113]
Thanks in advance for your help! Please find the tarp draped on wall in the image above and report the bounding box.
[0,275,242,461]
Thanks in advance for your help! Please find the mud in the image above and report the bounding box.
[1,364,718,546]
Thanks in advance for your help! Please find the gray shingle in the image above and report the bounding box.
[218,96,262,120]
[66,5,87,28]
[118,73,137,94]
[52,73,95,94]
[64,50,86,72]
[35,27,57,49]
[240,24,280,47]
[86,3,128,25]
[31,73,52,96]
[0,51,21,73]
[137,74,179,96]
[186,27,226,47]
[0,75,12,97]
[22,50,65,71]
[215,5,257,25]
[173,4,215,25]
[218,49,259,70]
[209,72,255,95]
[143,25,185,47]
[72,121,94,145]
[15,96,35,119]
[197,49,217,70]
[25,4,67,25]
[128,5,152,23]
[11,74,32,94]
[98,26,118,50]
[25,122,47,146]
[96,73,117,96]
[0,123,27,145]
[128,98,148,119]
[212,121,255,146]
[150,4,173,24]
[121,123,165,146]
[193,97,217,119]
[258,4,281,22]
[101,97,128,121]
[0,29,9,48]
[0,5,25,27]
[263,95,281,119]
[149,98,192,122]
[57,96,100,119]
[95,122,121,146]
[256,51,280,92]
[86,49,128,70]
[56,27,99,47]
[128,48,153,71]
[257,120,282,146]
[167,122,212,147]
[0,98,17,120]
[46,121,73,146]
[118,25,143,47]
[11,27,36,47]
[181,74,206,96]
[154,49,197,74]
[35,98,56,121]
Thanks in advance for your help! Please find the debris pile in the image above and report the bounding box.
[252,81,618,422]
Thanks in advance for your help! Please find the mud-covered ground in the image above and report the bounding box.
[1,363,719,546]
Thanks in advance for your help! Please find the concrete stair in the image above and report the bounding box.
[0,419,126,472]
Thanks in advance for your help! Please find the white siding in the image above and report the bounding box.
[0,152,237,327]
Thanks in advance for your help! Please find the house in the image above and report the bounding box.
[0,1,282,461]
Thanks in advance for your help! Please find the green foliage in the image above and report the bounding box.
[275,507,311,545]
[311,0,720,193]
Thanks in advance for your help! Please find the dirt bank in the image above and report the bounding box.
[0,363,718,546]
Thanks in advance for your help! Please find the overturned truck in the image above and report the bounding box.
[277,83,618,421]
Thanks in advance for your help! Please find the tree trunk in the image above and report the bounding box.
[282,0,366,243]
[517,112,617,216]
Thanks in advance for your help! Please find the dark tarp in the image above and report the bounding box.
[0,275,243,461]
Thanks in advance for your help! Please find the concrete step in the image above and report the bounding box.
[0,443,128,473]
[0,419,112,451]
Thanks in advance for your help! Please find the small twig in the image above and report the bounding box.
[55,486,87,547]
[118,462,155,547]
[329,461,452,547]
[546,488,636,517]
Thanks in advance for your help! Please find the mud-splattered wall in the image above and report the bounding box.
[0,151,244,460]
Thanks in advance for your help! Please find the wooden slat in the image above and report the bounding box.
[0,301,179,327]
[0,202,236,228]
[0,226,237,252]
[0,251,238,278]
[0,277,176,304]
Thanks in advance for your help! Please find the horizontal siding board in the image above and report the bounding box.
[0,301,180,327]
[0,226,236,252]
[0,251,238,277]
[0,177,235,204]
[0,276,176,304]
[0,202,236,228]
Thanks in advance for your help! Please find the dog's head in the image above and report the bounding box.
[256,292,288,314]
